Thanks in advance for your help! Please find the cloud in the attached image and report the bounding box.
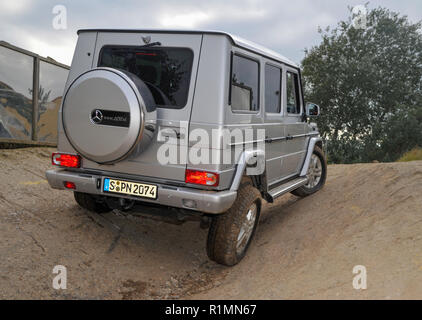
[0,0,421,66]
[159,11,212,28]
[0,0,32,15]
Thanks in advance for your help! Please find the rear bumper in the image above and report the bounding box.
[46,169,237,214]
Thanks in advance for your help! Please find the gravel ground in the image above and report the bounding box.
[0,147,421,299]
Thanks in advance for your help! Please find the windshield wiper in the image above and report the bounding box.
[139,41,162,48]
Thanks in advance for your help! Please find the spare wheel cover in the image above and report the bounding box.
[62,68,144,164]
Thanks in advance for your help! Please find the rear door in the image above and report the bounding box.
[85,32,203,182]
[280,66,307,178]
[263,62,285,185]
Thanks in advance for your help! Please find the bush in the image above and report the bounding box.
[302,7,422,164]
[397,148,422,162]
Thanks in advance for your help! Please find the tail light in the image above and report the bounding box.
[64,181,76,189]
[52,153,81,168]
[185,170,219,187]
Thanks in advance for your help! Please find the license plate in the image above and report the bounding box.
[103,178,157,199]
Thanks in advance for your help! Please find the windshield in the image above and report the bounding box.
[99,46,194,109]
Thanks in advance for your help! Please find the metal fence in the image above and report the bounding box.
[0,41,69,146]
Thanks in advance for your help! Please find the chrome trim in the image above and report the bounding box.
[230,149,265,191]
[290,132,318,139]
[268,172,299,188]
[300,137,322,177]
[228,132,319,146]
[230,139,266,147]
[268,177,308,200]
[264,136,286,143]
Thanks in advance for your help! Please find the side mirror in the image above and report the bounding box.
[306,103,320,117]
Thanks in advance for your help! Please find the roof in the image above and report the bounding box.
[77,29,298,68]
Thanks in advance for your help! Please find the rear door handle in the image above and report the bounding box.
[161,129,184,140]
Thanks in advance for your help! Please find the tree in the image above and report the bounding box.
[302,6,422,163]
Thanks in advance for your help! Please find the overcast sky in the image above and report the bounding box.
[1,0,421,66]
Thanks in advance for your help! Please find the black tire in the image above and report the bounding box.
[291,146,327,197]
[74,192,111,214]
[207,183,261,266]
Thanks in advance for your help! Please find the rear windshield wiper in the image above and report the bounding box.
[139,41,162,48]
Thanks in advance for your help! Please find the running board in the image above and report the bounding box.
[268,177,308,201]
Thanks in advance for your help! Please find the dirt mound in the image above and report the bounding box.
[0,147,421,299]
[193,162,422,299]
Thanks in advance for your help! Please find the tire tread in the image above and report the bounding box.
[207,183,261,266]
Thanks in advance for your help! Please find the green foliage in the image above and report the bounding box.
[397,147,422,162]
[302,6,422,163]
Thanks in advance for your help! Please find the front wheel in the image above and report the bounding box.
[207,183,261,266]
[291,145,327,197]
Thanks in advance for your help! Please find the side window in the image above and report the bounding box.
[231,55,259,112]
[286,71,301,114]
[265,64,281,113]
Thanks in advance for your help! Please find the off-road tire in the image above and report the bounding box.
[291,146,327,197]
[207,183,261,266]
[74,192,111,214]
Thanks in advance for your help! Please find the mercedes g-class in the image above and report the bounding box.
[46,29,327,266]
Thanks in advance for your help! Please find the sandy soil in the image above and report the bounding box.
[0,147,421,299]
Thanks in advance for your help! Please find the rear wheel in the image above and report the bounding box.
[292,146,327,197]
[207,183,261,266]
[74,192,111,214]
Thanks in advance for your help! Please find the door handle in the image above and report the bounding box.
[160,129,184,140]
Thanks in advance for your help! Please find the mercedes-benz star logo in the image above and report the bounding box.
[142,36,151,45]
[90,109,103,124]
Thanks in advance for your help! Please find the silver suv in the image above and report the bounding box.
[46,29,327,266]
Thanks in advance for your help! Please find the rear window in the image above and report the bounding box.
[99,46,194,109]
[286,71,301,114]
[265,64,281,113]
[230,54,260,112]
